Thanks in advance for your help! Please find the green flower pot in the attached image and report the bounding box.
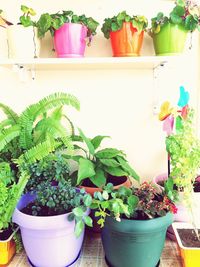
[153,23,188,56]
[101,213,173,267]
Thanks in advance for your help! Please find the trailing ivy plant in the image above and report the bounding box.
[150,0,200,35]
[71,129,140,188]
[0,92,80,231]
[91,182,177,227]
[37,10,99,44]
[101,11,148,39]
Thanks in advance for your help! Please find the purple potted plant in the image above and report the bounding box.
[13,154,93,267]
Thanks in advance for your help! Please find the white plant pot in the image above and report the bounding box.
[7,25,40,59]
[0,27,8,59]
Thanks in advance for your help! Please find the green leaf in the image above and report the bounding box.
[75,220,84,237]
[116,157,140,181]
[78,128,95,155]
[29,8,36,16]
[127,195,139,212]
[104,166,128,177]
[77,158,95,185]
[90,168,106,187]
[99,158,120,167]
[37,13,52,38]
[176,0,185,7]
[84,216,93,227]
[91,135,110,150]
[21,5,29,13]
[111,22,119,32]
[102,190,109,200]
[170,13,182,25]
[68,213,75,222]
[157,12,164,21]
[173,6,185,16]
[95,148,124,159]
[73,207,84,217]
[83,194,92,206]
[112,202,120,213]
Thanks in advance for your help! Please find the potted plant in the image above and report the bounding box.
[72,128,140,195]
[13,154,93,267]
[101,11,148,57]
[37,10,99,58]
[91,181,177,267]
[156,87,200,239]
[172,222,200,267]
[7,5,40,59]
[0,10,12,59]
[149,0,200,56]
[0,92,79,265]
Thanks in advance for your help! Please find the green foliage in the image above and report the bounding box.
[101,11,148,39]
[73,129,140,187]
[37,10,99,44]
[23,177,92,237]
[19,5,37,27]
[166,109,200,198]
[25,153,71,192]
[92,182,177,227]
[0,92,79,230]
[150,0,200,35]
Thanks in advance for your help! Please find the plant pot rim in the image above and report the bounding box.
[0,227,18,243]
[108,211,173,224]
[57,22,88,30]
[12,193,89,230]
[152,22,188,35]
[172,222,200,250]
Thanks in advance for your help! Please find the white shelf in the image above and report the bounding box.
[0,56,185,71]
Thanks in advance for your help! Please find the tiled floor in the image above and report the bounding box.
[9,231,182,267]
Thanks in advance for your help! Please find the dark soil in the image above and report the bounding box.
[194,181,200,192]
[177,229,200,248]
[0,227,13,241]
[21,203,69,217]
[82,175,127,188]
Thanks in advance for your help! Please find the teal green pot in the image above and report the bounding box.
[153,23,188,56]
[101,213,173,267]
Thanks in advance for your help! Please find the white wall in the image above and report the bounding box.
[0,0,199,180]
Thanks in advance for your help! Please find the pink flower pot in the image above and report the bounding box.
[54,23,87,58]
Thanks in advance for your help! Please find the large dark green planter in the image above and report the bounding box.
[153,22,188,56]
[101,213,173,267]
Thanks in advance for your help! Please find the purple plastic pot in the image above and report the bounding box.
[54,23,87,58]
[12,193,87,267]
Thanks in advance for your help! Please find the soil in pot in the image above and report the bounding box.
[0,228,13,241]
[81,175,128,188]
[177,229,200,248]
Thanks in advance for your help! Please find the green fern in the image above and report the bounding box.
[0,103,19,125]
[17,139,61,165]
[0,125,20,152]
[0,119,13,130]
[19,93,80,150]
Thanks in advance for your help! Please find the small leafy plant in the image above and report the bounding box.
[91,182,177,227]
[150,0,200,35]
[101,11,148,39]
[72,129,140,188]
[23,155,93,237]
[37,10,99,44]
[19,5,37,27]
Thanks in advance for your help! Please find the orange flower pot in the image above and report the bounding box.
[0,231,17,267]
[110,22,144,57]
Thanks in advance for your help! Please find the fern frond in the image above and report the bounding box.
[0,119,13,130]
[0,125,20,152]
[0,103,19,124]
[17,140,61,165]
[19,93,80,149]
